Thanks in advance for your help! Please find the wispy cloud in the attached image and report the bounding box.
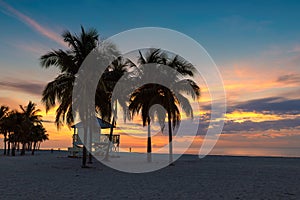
[277,74,300,84]
[11,42,49,56]
[195,96,300,135]
[220,43,300,102]
[0,79,44,96]
[288,45,300,53]
[223,118,300,133]
[0,0,66,47]
[231,97,300,115]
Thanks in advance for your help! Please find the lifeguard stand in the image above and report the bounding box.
[68,118,120,158]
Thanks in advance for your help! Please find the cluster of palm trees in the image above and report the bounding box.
[127,49,200,162]
[40,26,200,167]
[0,101,48,156]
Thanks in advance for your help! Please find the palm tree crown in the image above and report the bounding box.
[40,26,99,127]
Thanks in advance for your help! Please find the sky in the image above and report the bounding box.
[0,0,300,157]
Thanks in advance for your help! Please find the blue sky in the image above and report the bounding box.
[0,0,300,156]
[2,0,300,62]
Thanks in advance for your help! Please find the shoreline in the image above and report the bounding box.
[1,149,300,159]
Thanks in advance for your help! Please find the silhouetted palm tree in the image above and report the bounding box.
[0,102,48,156]
[31,124,48,155]
[4,110,27,156]
[5,110,19,156]
[36,128,49,150]
[100,57,136,161]
[40,26,130,166]
[131,49,168,162]
[41,26,99,167]
[18,101,42,155]
[3,110,22,155]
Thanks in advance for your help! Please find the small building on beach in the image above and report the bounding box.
[68,117,120,157]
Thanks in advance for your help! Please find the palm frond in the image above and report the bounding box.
[172,79,200,99]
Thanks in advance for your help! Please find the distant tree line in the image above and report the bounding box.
[0,101,49,156]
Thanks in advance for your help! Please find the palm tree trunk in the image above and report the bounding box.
[88,126,92,164]
[104,101,117,161]
[82,146,87,167]
[104,117,115,161]
[147,118,152,162]
[7,141,10,156]
[7,133,10,156]
[31,142,37,155]
[88,153,92,163]
[21,143,26,156]
[82,129,87,167]
[29,142,33,151]
[82,110,88,168]
[12,143,15,156]
[3,133,7,155]
[168,111,173,165]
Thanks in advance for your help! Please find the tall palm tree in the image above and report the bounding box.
[129,49,200,163]
[40,26,129,166]
[41,26,99,167]
[0,106,9,155]
[99,57,136,161]
[131,49,168,162]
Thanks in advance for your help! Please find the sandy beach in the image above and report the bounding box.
[0,151,299,200]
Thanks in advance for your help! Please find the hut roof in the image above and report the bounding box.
[71,117,114,129]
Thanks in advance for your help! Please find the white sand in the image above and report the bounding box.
[0,150,299,200]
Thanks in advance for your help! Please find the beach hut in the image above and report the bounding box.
[68,117,120,157]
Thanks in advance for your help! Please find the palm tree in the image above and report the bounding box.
[129,49,167,162]
[3,110,19,156]
[37,128,49,150]
[99,57,136,161]
[41,26,99,167]
[0,106,9,155]
[40,26,128,166]
[0,103,48,156]
[4,110,27,156]
[129,49,200,164]
[18,101,42,155]
[31,124,48,155]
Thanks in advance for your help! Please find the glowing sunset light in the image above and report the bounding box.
[0,0,300,158]
[226,111,285,123]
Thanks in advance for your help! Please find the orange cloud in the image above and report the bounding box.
[219,43,300,102]
[225,111,286,123]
